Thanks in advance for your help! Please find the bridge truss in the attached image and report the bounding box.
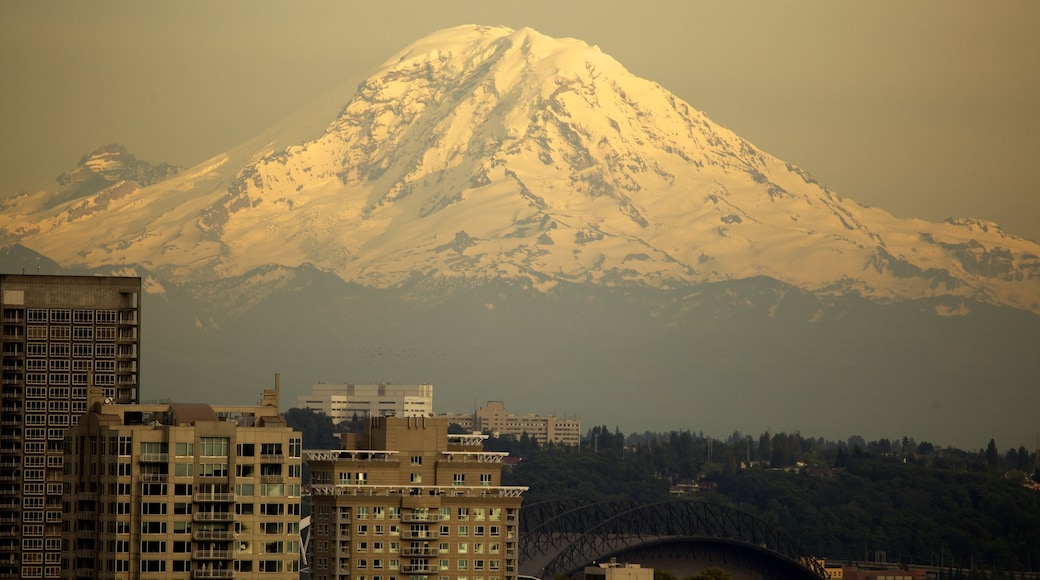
[518,499,826,579]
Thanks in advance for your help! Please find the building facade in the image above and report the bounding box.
[0,274,141,580]
[439,401,580,447]
[60,386,303,579]
[306,416,526,580]
[296,383,434,424]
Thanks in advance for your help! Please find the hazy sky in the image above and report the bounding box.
[2,1,1038,242]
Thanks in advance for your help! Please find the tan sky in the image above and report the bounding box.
[2,0,1038,241]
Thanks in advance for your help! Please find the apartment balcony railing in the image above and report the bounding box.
[400,547,438,557]
[193,512,234,522]
[192,570,234,579]
[138,453,168,463]
[194,493,235,503]
[193,529,234,541]
[401,565,434,574]
[400,530,439,540]
[192,550,233,560]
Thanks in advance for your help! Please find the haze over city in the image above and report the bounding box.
[1,1,1038,452]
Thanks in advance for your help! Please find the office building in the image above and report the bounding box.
[296,383,434,424]
[61,384,303,579]
[0,274,141,579]
[306,416,526,580]
[439,401,580,447]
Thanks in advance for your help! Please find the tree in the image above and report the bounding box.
[985,439,999,470]
[282,407,340,450]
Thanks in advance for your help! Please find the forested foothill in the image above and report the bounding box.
[496,427,1040,574]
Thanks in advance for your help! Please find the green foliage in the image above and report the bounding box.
[687,568,732,580]
[505,427,1040,572]
[282,407,340,450]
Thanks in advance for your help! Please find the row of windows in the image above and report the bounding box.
[24,386,87,398]
[314,506,506,522]
[353,524,503,538]
[22,403,85,415]
[25,309,119,324]
[23,427,74,440]
[25,341,119,357]
[24,359,116,371]
[25,372,115,385]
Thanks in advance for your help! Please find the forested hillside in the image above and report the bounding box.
[496,427,1040,572]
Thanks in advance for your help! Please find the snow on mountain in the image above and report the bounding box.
[2,25,1038,314]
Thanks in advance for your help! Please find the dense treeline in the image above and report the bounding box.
[495,426,1040,573]
[283,409,1040,572]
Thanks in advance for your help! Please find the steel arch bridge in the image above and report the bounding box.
[518,500,826,580]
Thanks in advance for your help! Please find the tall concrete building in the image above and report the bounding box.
[0,274,141,580]
[296,383,434,424]
[440,401,581,447]
[61,385,303,579]
[306,416,526,580]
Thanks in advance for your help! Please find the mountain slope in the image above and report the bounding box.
[1,25,1038,314]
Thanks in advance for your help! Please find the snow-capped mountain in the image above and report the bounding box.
[2,25,1038,315]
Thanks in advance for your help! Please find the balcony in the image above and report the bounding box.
[193,529,234,541]
[138,453,168,463]
[192,570,233,579]
[194,492,235,503]
[402,514,437,523]
[401,547,438,557]
[193,511,234,522]
[400,530,438,540]
[139,474,168,483]
[401,565,434,574]
[192,550,233,560]
[259,453,284,462]
[259,475,284,484]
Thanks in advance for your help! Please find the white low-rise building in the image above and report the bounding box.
[296,382,434,423]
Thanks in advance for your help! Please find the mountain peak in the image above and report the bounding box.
[1,26,1038,314]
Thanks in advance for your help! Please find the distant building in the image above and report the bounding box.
[296,382,434,423]
[583,560,653,580]
[61,383,303,579]
[440,401,580,447]
[0,274,141,579]
[306,416,526,580]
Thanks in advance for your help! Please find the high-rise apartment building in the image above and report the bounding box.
[296,383,434,424]
[61,385,303,579]
[306,416,526,580]
[439,401,580,447]
[0,274,141,580]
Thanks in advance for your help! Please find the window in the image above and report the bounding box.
[199,463,228,477]
[96,310,116,324]
[175,463,194,477]
[175,442,194,456]
[72,327,93,341]
[410,473,422,484]
[410,456,423,466]
[200,437,229,457]
[141,502,167,515]
[27,309,47,323]
[457,508,469,521]
[118,437,132,456]
[289,437,301,458]
[49,309,70,324]
[458,526,468,537]
[73,310,93,324]
[49,326,70,340]
[453,473,465,486]
[48,343,69,357]
[480,474,492,487]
